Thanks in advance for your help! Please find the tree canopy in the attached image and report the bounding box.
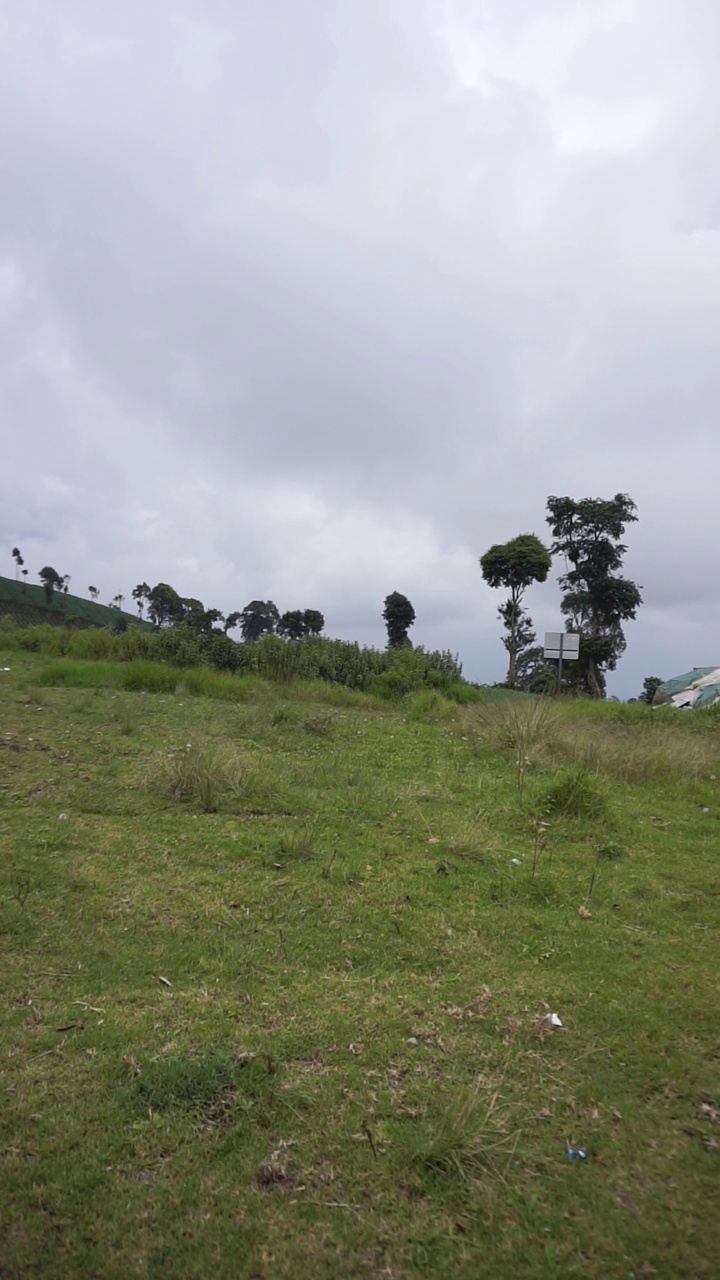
[383,593,416,649]
[240,600,280,642]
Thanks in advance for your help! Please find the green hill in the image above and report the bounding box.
[0,574,151,630]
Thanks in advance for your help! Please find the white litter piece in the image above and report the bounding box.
[406,1036,419,1046]
[547,1012,563,1028]
[1,666,10,672]
[511,858,521,865]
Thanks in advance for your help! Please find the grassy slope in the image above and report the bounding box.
[0,574,150,629]
[0,652,718,1279]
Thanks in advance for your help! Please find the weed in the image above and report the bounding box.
[469,697,557,798]
[161,744,245,812]
[542,766,608,819]
[276,826,316,860]
[406,1086,517,1182]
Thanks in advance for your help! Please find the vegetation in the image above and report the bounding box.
[546,494,642,698]
[0,619,466,699]
[641,675,664,705]
[383,591,416,649]
[0,574,150,631]
[240,599,281,642]
[0,648,718,1278]
[480,533,552,688]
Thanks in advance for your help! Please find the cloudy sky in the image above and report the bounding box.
[1,0,718,695]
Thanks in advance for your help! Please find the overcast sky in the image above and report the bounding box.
[1,0,718,695]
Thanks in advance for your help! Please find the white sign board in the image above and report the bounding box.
[543,632,580,660]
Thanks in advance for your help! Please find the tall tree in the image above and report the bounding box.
[132,582,150,617]
[38,566,63,606]
[277,610,308,640]
[223,611,242,635]
[11,547,24,580]
[383,592,416,648]
[479,534,552,688]
[303,609,325,636]
[147,582,183,627]
[546,493,642,698]
[239,600,280,642]
[88,586,100,602]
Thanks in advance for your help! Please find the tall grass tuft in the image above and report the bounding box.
[161,744,245,813]
[407,1086,517,1182]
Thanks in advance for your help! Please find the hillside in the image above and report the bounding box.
[0,648,718,1279]
[0,574,151,630]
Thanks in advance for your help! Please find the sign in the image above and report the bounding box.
[543,632,580,660]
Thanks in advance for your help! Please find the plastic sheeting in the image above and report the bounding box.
[653,668,720,710]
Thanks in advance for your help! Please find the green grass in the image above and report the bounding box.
[1,651,719,1278]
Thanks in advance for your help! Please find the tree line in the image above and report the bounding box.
[9,553,421,654]
[9,493,652,699]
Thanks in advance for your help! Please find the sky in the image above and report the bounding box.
[1,0,719,696]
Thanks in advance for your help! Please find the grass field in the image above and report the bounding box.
[1,650,718,1278]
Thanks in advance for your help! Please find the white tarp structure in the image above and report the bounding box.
[653,667,720,710]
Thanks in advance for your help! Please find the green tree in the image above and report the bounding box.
[546,494,642,698]
[88,586,100,602]
[303,609,325,636]
[38,566,63,606]
[11,547,24,580]
[640,675,663,705]
[277,609,308,640]
[240,600,280,642]
[479,533,552,688]
[132,582,150,617]
[383,592,416,649]
[147,583,183,627]
[223,611,242,635]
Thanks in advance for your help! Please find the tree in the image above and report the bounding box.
[110,593,125,610]
[62,575,71,595]
[383,592,416,648]
[480,534,552,688]
[88,586,100,602]
[277,610,308,640]
[224,611,242,635]
[239,600,280,642]
[640,675,663,705]
[546,494,642,698]
[181,598,224,632]
[11,547,24,580]
[147,582,183,627]
[132,582,150,617]
[38,566,63,606]
[303,609,325,636]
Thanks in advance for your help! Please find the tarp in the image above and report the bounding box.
[653,667,720,710]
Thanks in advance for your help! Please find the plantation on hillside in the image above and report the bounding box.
[0,574,150,631]
[0,645,718,1279]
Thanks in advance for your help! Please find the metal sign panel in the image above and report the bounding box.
[543,631,580,659]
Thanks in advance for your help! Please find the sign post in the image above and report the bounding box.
[543,632,580,694]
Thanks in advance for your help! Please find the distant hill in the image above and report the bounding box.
[0,575,152,630]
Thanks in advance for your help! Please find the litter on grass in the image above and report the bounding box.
[547,1012,563,1028]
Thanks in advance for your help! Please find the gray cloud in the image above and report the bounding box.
[1,0,719,695]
